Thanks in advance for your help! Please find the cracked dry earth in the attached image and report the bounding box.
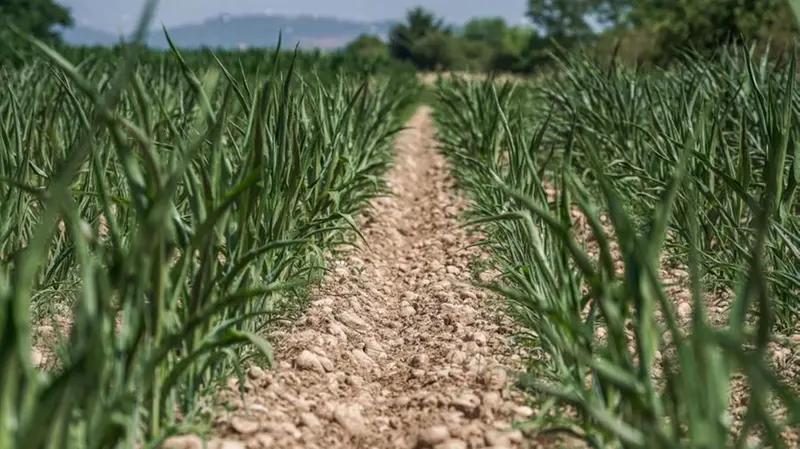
[177,106,537,449]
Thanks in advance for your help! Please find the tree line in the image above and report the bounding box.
[2,0,798,72]
[345,0,798,72]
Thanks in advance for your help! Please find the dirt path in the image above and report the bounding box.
[190,107,535,449]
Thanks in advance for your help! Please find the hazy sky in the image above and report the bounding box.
[60,1,528,32]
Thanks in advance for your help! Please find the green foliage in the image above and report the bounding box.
[388,7,464,71]
[629,0,790,60]
[525,0,600,40]
[345,34,390,61]
[0,0,73,41]
[432,46,800,448]
[0,10,420,449]
[0,0,73,65]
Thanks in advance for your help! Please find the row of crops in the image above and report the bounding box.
[0,31,419,448]
[432,48,800,448]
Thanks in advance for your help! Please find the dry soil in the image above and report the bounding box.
[167,107,540,449]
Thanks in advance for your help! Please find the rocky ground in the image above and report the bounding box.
[165,107,544,449]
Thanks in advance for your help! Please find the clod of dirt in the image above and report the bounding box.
[210,440,245,449]
[247,366,266,380]
[346,374,364,388]
[364,339,386,359]
[470,331,488,345]
[446,349,467,365]
[338,311,369,330]
[514,405,534,418]
[350,349,375,367]
[400,305,417,317]
[410,353,430,368]
[162,435,204,449]
[295,350,324,373]
[31,348,43,367]
[253,434,275,447]
[418,425,451,447]
[451,393,481,414]
[485,429,524,446]
[677,302,692,320]
[481,391,503,411]
[481,366,508,390]
[333,403,367,435]
[435,439,467,449]
[300,411,322,428]
[318,355,335,372]
[230,417,259,435]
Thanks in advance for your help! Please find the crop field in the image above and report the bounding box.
[3,10,800,449]
[433,49,800,447]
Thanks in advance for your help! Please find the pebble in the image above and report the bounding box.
[346,374,364,388]
[485,429,523,446]
[300,412,321,428]
[162,435,203,449]
[514,405,534,418]
[435,439,467,449]
[296,350,324,373]
[247,366,266,380]
[471,331,488,345]
[338,311,369,329]
[410,353,430,368]
[210,441,245,449]
[482,366,507,390]
[419,425,450,446]
[451,393,481,414]
[318,355,335,372]
[351,349,376,367]
[677,302,692,320]
[333,404,367,435]
[30,348,43,367]
[401,305,417,316]
[230,417,259,435]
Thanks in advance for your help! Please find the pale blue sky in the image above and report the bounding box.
[60,0,528,32]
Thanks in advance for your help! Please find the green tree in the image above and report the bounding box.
[0,0,73,42]
[388,7,462,70]
[490,26,535,72]
[345,34,389,61]
[629,0,788,58]
[463,17,508,47]
[525,0,602,41]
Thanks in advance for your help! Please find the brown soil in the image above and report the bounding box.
[167,107,545,449]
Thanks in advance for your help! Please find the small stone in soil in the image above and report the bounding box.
[162,434,203,449]
[247,366,266,380]
[333,404,367,435]
[230,417,259,434]
[210,440,245,449]
[435,439,468,449]
[296,350,324,373]
[410,353,430,368]
[418,425,450,446]
[401,305,417,316]
[481,366,507,390]
[299,411,321,428]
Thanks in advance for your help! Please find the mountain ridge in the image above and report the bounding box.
[61,13,399,49]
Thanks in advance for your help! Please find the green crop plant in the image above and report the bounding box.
[432,47,800,448]
[0,2,420,448]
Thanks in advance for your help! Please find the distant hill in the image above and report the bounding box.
[61,14,398,50]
